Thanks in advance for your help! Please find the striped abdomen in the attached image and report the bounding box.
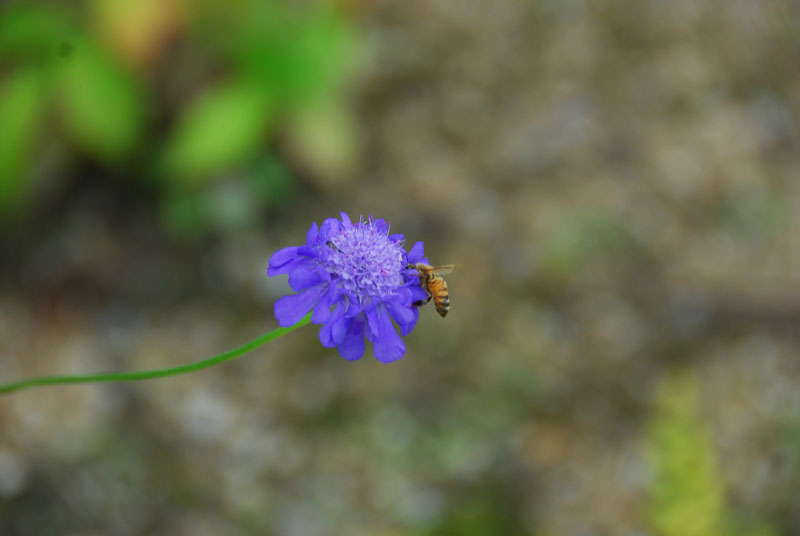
[427,276,450,317]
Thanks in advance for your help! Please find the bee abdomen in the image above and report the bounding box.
[430,278,450,317]
[436,298,450,317]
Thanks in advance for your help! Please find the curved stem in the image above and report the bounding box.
[0,313,312,396]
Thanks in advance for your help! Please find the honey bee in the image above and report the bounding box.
[408,263,455,317]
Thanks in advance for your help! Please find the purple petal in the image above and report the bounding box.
[320,217,342,238]
[268,246,300,276]
[268,256,309,277]
[408,283,429,304]
[405,308,419,336]
[311,284,336,324]
[306,222,319,246]
[394,287,413,306]
[289,266,324,291]
[345,301,363,318]
[269,246,298,266]
[338,317,365,361]
[388,301,418,336]
[340,212,352,228]
[319,323,334,347]
[389,233,404,243]
[407,242,425,264]
[297,245,317,257]
[367,307,405,363]
[372,218,389,234]
[330,284,346,303]
[318,303,347,347]
[366,305,380,340]
[330,315,350,345]
[274,285,325,327]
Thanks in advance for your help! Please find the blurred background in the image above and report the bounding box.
[1,0,800,534]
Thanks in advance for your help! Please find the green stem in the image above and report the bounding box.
[0,313,312,396]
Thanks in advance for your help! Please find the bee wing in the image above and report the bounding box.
[431,265,455,276]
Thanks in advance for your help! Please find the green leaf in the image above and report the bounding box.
[162,81,272,185]
[0,4,71,61]
[646,369,726,536]
[56,38,144,160]
[0,68,47,213]
[229,2,355,104]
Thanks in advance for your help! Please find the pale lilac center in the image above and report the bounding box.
[325,223,405,303]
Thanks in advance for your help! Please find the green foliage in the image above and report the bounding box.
[0,67,46,213]
[646,368,726,536]
[0,4,70,61]
[425,488,518,536]
[0,0,359,228]
[645,369,779,536]
[203,0,355,104]
[162,153,295,237]
[162,0,358,188]
[56,37,145,160]
[162,81,272,184]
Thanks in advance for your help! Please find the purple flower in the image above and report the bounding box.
[268,213,430,363]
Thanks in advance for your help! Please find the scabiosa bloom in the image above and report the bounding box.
[268,213,430,363]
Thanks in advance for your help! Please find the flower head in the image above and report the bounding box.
[268,213,430,362]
